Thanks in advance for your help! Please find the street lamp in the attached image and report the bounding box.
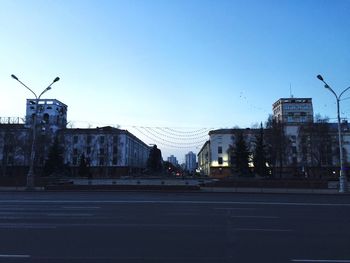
[11,74,60,190]
[317,74,350,193]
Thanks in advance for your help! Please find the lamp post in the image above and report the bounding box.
[317,74,350,193]
[11,74,60,190]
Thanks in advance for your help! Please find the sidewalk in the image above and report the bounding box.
[0,186,346,194]
[201,187,342,194]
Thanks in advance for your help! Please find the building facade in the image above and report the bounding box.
[61,126,150,177]
[198,129,257,178]
[273,98,313,123]
[0,99,150,177]
[167,155,178,166]
[185,151,197,173]
[198,97,349,178]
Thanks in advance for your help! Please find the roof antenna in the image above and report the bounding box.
[290,83,294,98]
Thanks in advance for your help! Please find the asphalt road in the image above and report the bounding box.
[0,191,349,263]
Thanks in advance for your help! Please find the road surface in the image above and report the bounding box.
[0,191,349,263]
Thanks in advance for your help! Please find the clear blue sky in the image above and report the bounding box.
[1,0,349,161]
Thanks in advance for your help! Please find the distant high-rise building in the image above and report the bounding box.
[167,155,178,166]
[185,151,196,173]
[272,98,313,124]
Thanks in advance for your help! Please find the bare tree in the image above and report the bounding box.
[265,115,291,178]
[299,115,332,178]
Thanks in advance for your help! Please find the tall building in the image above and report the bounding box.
[185,151,197,173]
[167,155,178,166]
[272,98,313,123]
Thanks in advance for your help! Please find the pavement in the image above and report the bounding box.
[0,186,346,194]
[2,178,348,194]
[201,186,343,194]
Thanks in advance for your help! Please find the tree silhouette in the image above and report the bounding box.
[253,123,269,177]
[232,131,250,176]
[43,136,64,176]
[147,145,163,173]
[265,115,291,178]
[78,153,89,177]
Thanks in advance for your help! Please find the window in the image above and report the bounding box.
[87,135,92,144]
[99,148,104,155]
[218,157,223,165]
[73,148,78,155]
[87,147,91,155]
[43,113,49,123]
[73,136,78,144]
[113,156,118,165]
[99,157,104,166]
[100,136,105,144]
[73,157,77,166]
[113,136,118,144]
[113,146,118,154]
[218,146,222,154]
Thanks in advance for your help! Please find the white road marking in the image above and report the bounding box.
[62,206,100,209]
[166,213,200,216]
[47,213,93,217]
[0,254,31,258]
[236,228,292,232]
[0,200,349,207]
[230,215,279,219]
[215,207,257,210]
[291,260,350,262]
[0,224,57,229]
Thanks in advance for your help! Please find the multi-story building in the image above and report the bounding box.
[0,122,29,176]
[185,151,196,173]
[0,98,150,177]
[198,129,257,178]
[273,98,313,123]
[61,126,150,177]
[198,97,349,178]
[167,155,178,166]
[197,141,210,176]
[25,99,67,131]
